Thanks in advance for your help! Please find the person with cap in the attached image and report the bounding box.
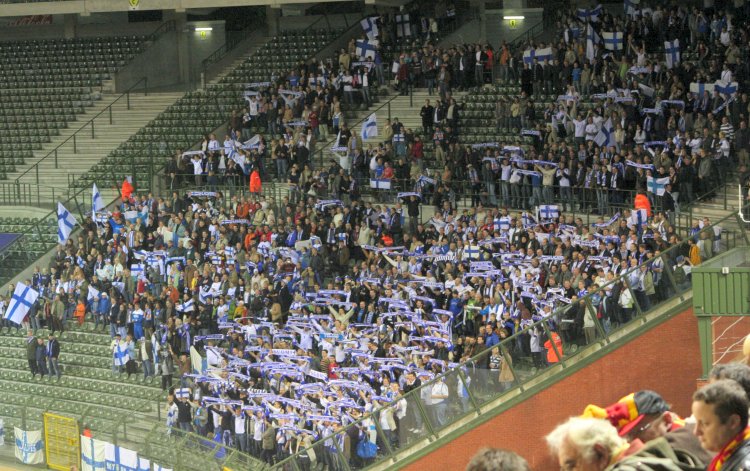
[582,390,713,467]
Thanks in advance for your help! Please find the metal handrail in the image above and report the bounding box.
[273,206,750,469]
[144,19,176,44]
[13,76,148,187]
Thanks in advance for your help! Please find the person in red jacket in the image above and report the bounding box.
[545,331,563,364]
[249,169,262,195]
[634,191,652,217]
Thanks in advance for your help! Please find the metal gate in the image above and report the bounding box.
[43,412,80,471]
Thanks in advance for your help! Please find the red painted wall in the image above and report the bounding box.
[405,308,702,471]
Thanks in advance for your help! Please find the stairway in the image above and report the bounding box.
[679,178,745,233]
[8,91,183,206]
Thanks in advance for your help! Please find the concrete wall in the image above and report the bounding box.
[0,13,162,41]
[404,307,704,471]
[114,29,180,92]
[486,8,544,47]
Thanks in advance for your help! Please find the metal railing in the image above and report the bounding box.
[12,76,148,190]
[271,205,750,470]
[144,20,177,44]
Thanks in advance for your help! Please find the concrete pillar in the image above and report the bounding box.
[63,14,77,39]
[165,11,190,86]
[266,6,280,36]
[477,0,486,43]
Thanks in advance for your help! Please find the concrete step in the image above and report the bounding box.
[9,92,183,196]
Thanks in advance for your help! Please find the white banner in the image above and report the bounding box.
[105,442,139,470]
[14,427,44,465]
[80,435,106,471]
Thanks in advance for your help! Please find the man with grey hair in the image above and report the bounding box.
[546,417,688,470]
[465,447,530,471]
[546,417,628,471]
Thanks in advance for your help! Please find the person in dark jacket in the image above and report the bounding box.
[26,330,38,377]
[46,333,61,380]
[35,337,48,378]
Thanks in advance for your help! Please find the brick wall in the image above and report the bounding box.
[404,307,702,471]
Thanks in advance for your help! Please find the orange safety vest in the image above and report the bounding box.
[634,193,652,216]
[249,170,262,194]
[545,332,563,363]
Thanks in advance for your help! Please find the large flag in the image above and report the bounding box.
[80,435,106,471]
[522,47,553,64]
[602,32,624,50]
[355,38,379,60]
[138,457,150,471]
[664,39,680,69]
[577,4,602,22]
[4,282,40,325]
[396,14,411,37]
[689,82,715,95]
[14,428,44,465]
[153,465,173,471]
[714,80,738,96]
[594,118,614,148]
[361,113,378,140]
[586,23,601,62]
[92,183,105,219]
[647,176,670,196]
[360,16,379,39]
[629,208,649,227]
[0,418,4,446]
[104,443,139,471]
[57,202,77,244]
[624,0,640,16]
[113,342,130,367]
[87,285,100,303]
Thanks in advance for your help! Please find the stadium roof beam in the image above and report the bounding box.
[0,0,356,18]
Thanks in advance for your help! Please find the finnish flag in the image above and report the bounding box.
[104,443,139,471]
[361,16,379,39]
[57,202,77,244]
[664,39,680,69]
[92,183,105,218]
[396,14,411,37]
[153,465,173,471]
[87,285,100,302]
[4,282,40,325]
[538,205,560,221]
[177,299,194,313]
[113,342,130,367]
[594,118,615,148]
[175,388,191,400]
[361,113,378,140]
[355,38,379,60]
[629,208,649,227]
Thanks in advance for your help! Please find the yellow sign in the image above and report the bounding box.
[200,30,207,39]
[43,412,80,471]
[129,0,139,10]
[509,19,518,29]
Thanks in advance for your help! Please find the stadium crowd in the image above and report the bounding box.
[167,0,750,223]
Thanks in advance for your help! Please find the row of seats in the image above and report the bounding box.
[75,28,344,192]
